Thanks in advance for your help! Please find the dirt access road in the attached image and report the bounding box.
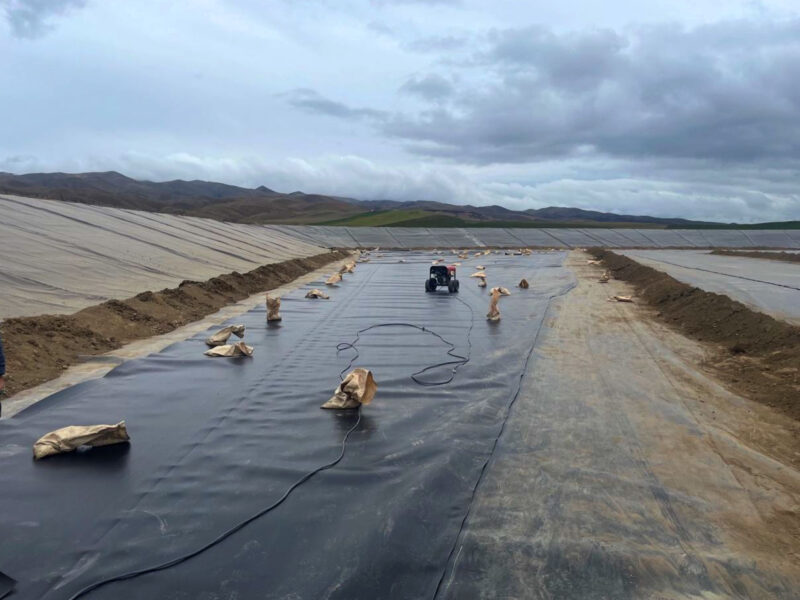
[441,251,800,599]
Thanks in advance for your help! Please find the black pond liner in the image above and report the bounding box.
[0,251,575,600]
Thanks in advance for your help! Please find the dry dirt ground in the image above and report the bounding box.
[711,250,800,264]
[0,251,350,402]
[441,251,800,599]
[593,249,800,420]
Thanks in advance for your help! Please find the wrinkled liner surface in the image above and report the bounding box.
[0,251,574,599]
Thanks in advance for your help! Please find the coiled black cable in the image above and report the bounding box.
[65,293,475,599]
[335,295,475,386]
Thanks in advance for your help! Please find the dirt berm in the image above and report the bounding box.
[710,249,800,263]
[0,250,349,398]
[590,248,800,421]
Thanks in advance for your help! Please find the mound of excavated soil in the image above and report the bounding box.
[0,251,349,398]
[590,248,800,421]
[710,249,800,264]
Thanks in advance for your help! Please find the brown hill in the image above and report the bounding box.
[0,171,363,224]
[2,171,779,228]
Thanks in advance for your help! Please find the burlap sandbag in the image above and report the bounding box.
[205,324,245,347]
[487,288,502,321]
[518,278,529,289]
[339,262,356,274]
[470,272,486,278]
[321,368,377,409]
[490,286,510,296]
[611,295,634,303]
[326,272,342,286]
[33,421,130,460]
[204,341,254,357]
[598,271,610,283]
[476,265,485,270]
[306,289,330,299]
[266,295,281,321]
[478,279,487,288]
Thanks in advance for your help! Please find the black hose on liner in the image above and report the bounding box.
[65,294,476,600]
[335,295,475,386]
[66,410,362,600]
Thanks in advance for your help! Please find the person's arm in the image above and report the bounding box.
[0,334,6,392]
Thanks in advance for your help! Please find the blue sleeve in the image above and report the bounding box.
[0,334,5,376]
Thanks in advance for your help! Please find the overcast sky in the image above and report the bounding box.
[2,0,800,222]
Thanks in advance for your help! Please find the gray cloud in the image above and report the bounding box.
[283,88,387,121]
[305,19,800,166]
[3,0,86,38]
[404,34,471,53]
[399,73,454,100]
[2,0,798,223]
[372,0,461,5]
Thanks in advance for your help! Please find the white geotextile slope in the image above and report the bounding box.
[0,195,326,319]
[3,193,797,320]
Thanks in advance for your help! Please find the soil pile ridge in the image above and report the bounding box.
[1,251,349,398]
[590,248,800,420]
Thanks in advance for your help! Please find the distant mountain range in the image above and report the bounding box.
[0,171,795,229]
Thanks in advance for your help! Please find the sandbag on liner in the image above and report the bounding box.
[487,289,502,321]
[33,421,130,460]
[321,368,377,409]
[306,289,330,299]
[266,295,282,321]
[205,324,245,347]
[487,288,511,321]
[326,273,342,286]
[204,341,254,357]
[518,279,529,289]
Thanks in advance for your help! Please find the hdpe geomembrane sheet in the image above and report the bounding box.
[278,226,798,250]
[621,249,800,324]
[0,251,575,599]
